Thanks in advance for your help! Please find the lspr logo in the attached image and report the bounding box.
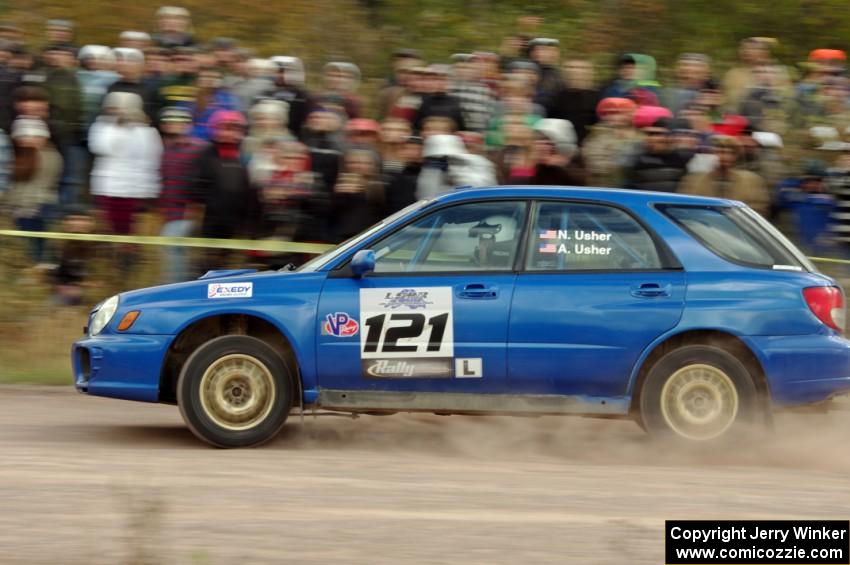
[323,312,359,337]
[378,288,432,310]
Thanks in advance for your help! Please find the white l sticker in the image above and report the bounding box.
[455,358,482,378]
[208,282,253,299]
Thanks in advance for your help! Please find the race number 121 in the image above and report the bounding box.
[362,313,449,354]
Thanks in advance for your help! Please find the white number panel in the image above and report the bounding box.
[359,287,454,360]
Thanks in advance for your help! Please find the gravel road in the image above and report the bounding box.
[2,385,850,564]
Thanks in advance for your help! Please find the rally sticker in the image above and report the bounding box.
[322,312,359,337]
[208,282,253,299]
[359,287,454,378]
[364,359,455,378]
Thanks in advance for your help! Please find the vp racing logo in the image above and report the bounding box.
[379,288,432,310]
[323,312,359,337]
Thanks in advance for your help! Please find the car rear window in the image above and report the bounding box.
[660,205,810,271]
[527,201,664,271]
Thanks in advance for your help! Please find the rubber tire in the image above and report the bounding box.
[177,335,293,448]
[638,345,759,442]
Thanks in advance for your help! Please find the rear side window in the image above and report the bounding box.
[661,205,808,270]
[526,202,663,271]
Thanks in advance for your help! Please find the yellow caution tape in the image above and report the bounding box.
[2,229,850,265]
[0,229,333,254]
[807,256,850,265]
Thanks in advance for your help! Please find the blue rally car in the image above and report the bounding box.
[72,187,850,447]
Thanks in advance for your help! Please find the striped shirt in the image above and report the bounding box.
[828,169,850,243]
[449,81,496,133]
[159,137,207,222]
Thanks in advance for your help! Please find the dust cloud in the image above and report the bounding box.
[283,402,850,473]
[3,387,850,564]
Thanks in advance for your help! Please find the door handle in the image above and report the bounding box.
[457,283,498,299]
[630,282,672,298]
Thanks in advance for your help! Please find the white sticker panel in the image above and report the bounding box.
[208,282,253,299]
[455,358,483,378]
[359,287,454,360]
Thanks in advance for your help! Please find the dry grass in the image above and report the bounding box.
[0,310,85,384]
[0,208,254,383]
[0,214,175,383]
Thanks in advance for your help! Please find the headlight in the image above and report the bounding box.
[90,295,119,336]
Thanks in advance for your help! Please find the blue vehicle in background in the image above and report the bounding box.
[72,187,850,447]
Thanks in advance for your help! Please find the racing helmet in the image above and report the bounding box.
[470,213,520,268]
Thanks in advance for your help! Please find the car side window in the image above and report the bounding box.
[526,202,663,271]
[372,201,527,273]
[661,205,798,268]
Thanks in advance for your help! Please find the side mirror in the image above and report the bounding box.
[350,249,376,278]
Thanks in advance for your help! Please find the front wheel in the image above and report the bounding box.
[639,345,759,442]
[177,335,293,448]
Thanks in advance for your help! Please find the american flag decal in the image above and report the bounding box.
[539,243,557,253]
[539,230,557,239]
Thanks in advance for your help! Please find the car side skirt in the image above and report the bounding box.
[316,390,630,416]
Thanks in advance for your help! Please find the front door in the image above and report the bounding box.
[509,200,686,397]
[317,200,528,394]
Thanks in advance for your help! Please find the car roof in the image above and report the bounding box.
[433,186,742,208]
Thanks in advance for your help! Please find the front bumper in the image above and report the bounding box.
[744,333,850,406]
[72,333,174,402]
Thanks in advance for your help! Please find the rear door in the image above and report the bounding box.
[317,199,528,393]
[509,200,685,397]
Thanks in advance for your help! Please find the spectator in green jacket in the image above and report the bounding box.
[43,44,81,147]
[43,43,83,205]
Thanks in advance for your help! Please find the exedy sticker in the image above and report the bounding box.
[207,282,253,299]
[322,312,359,337]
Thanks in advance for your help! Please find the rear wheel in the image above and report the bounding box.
[639,345,759,441]
[177,335,293,448]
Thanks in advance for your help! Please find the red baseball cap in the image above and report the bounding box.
[596,97,637,118]
[809,49,847,62]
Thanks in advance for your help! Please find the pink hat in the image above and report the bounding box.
[633,105,673,129]
[209,109,247,131]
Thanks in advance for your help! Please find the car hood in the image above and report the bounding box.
[198,268,259,280]
[116,269,322,308]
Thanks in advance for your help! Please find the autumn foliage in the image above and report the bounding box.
[3,1,849,94]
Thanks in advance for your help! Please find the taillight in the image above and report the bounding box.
[803,286,846,333]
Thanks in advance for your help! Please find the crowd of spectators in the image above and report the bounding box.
[2,10,850,300]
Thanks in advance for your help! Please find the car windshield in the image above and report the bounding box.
[660,204,811,271]
[296,200,431,273]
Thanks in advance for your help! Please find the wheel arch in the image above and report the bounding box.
[159,312,303,406]
[628,329,770,416]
